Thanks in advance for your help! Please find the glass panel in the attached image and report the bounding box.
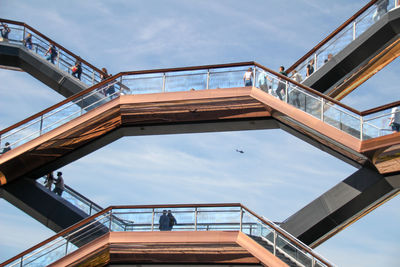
[196,206,241,231]
[363,106,399,139]
[209,68,250,89]
[165,70,207,92]
[323,102,361,138]
[112,208,153,231]
[302,91,322,119]
[122,74,163,94]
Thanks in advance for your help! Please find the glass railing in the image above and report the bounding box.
[37,177,103,216]
[36,177,132,231]
[0,19,104,87]
[0,63,398,155]
[1,204,334,267]
[291,0,399,81]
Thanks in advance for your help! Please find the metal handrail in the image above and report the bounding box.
[0,203,333,267]
[287,0,379,73]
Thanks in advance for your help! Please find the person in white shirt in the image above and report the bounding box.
[389,107,400,132]
[243,68,253,86]
[289,70,303,108]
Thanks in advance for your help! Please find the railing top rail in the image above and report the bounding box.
[287,0,379,73]
[240,204,333,267]
[119,61,256,76]
[0,18,106,77]
[361,100,400,116]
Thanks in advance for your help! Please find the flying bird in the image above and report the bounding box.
[235,149,244,154]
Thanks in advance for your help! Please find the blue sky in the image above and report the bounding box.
[0,0,399,266]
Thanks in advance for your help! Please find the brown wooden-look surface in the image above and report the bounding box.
[50,232,289,267]
[287,0,379,73]
[0,18,105,76]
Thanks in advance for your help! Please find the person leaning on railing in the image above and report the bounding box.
[100,67,116,97]
[0,22,10,42]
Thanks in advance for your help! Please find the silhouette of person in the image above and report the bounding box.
[276,66,287,100]
[2,142,11,154]
[167,210,177,230]
[45,172,55,190]
[0,23,11,41]
[159,210,170,231]
[53,171,65,196]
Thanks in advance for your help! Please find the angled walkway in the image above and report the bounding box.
[288,1,400,99]
[0,18,106,102]
[280,167,400,247]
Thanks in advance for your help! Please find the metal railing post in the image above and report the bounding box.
[312,257,316,267]
[89,203,93,216]
[57,49,60,68]
[314,53,318,71]
[284,82,289,103]
[162,73,166,92]
[273,230,277,256]
[253,66,256,87]
[360,116,364,140]
[108,210,113,231]
[39,115,44,135]
[353,21,356,40]
[22,26,26,41]
[65,237,69,255]
[20,256,23,267]
[80,95,85,115]
[151,208,155,231]
[321,98,324,122]
[194,208,198,231]
[92,70,95,85]
[239,207,243,232]
[206,69,210,89]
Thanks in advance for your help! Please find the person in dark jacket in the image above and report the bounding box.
[159,210,170,231]
[0,23,11,41]
[71,60,82,80]
[167,210,177,230]
[45,43,58,64]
